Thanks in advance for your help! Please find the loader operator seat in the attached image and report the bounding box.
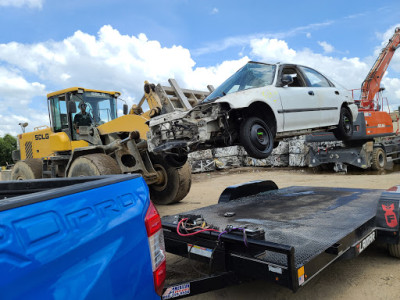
[73,102,93,130]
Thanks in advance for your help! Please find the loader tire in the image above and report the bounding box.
[388,243,400,258]
[371,148,386,171]
[67,154,121,177]
[172,162,192,203]
[11,159,43,180]
[165,153,188,168]
[149,155,192,205]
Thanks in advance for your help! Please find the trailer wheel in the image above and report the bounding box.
[371,148,387,171]
[67,154,121,177]
[333,107,353,140]
[240,116,274,159]
[11,159,43,180]
[388,243,400,258]
[149,155,191,205]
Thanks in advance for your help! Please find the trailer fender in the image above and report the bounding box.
[218,180,278,203]
[376,185,400,244]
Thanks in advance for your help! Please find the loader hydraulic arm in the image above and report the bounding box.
[129,81,164,118]
[360,27,400,110]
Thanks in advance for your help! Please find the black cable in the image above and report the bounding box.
[208,244,219,274]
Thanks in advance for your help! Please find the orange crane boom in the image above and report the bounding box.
[360,27,400,110]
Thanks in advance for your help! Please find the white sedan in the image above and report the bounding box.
[148,61,358,161]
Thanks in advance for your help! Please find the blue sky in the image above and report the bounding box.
[0,0,399,135]
[1,0,398,64]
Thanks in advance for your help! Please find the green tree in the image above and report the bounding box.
[0,134,17,166]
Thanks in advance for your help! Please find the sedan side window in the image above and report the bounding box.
[299,67,332,87]
[281,67,307,87]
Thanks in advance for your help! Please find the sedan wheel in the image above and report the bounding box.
[240,116,274,159]
[333,107,353,140]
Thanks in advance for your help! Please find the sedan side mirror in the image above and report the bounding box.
[68,101,77,113]
[281,75,294,87]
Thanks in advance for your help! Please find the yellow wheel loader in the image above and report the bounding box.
[11,84,203,204]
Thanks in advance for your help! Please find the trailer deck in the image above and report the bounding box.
[161,181,400,299]
[163,185,380,268]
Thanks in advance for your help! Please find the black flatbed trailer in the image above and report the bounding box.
[161,180,400,299]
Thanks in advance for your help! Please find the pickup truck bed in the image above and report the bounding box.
[0,175,162,300]
[161,180,400,299]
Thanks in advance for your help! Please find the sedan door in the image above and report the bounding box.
[298,66,341,127]
[277,65,321,131]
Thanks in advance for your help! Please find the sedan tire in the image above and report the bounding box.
[333,107,354,140]
[240,116,274,159]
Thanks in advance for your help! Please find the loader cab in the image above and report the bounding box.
[47,87,120,140]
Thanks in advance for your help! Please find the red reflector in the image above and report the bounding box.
[153,260,166,296]
[145,201,162,236]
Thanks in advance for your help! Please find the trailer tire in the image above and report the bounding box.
[333,107,353,140]
[388,243,400,258]
[240,116,274,159]
[371,148,387,171]
[11,159,43,180]
[67,154,121,177]
[149,155,191,205]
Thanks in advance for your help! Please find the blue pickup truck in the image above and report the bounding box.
[0,175,165,299]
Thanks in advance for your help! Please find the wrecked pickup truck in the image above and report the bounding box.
[147,61,358,159]
[0,175,166,299]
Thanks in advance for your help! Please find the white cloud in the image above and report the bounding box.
[306,32,311,38]
[0,67,47,136]
[317,41,334,53]
[382,77,400,110]
[193,20,334,56]
[0,25,248,135]
[210,7,218,15]
[251,39,296,62]
[185,56,250,90]
[0,0,43,9]
[0,26,197,96]
[248,34,399,109]
[250,37,369,89]
[375,24,400,72]
[0,67,45,108]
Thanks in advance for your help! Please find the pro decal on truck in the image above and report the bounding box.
[0,175,165,300]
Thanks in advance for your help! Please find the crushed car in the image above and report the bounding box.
[147,61,358,160]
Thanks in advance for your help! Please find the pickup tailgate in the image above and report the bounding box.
[0,175,159,300]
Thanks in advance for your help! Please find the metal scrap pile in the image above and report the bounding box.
[188,136,344,173]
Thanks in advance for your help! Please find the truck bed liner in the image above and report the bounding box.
[162,186,382,268]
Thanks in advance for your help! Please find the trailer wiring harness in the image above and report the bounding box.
[176,215,249,246]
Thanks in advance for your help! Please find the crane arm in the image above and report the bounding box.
[360,27,400,110]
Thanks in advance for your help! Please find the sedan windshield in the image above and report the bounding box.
[204,62,276,102]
